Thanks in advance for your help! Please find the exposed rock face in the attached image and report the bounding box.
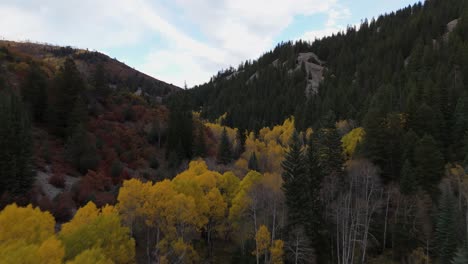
[225,70,243,80]
[447,19,459,33]
[294,52,325,97]
[246,71,259,84]
[444,18,459,41]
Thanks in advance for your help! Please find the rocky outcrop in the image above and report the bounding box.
[291,52,325,97]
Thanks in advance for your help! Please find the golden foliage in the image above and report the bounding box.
[270,240,285,264]
[255,225,271,255]
[66,248,114,264]
[236,117,295,176]
[0,204,64,264]
[60,202,135,263]
[341,127,365,157]
[0,204,55,245]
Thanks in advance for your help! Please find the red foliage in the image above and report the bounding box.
[49,173,65,188]
[75,170,112,206]
[52,192,75,223]
[94,192,116,207]
[36,195,53,212]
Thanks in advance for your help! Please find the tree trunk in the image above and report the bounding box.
[383,191,390,252]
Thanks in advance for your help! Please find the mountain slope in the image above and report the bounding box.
[0,40,180,96]
[177,0,467,133]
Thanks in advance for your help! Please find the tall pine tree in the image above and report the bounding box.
[47,58,85,137]
[21,63,48,122]
[217,128,232,164]
[281,131,310,233]
[435,186,458,264]
[0,89,34,195]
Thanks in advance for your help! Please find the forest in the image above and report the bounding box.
[2,0,468,263]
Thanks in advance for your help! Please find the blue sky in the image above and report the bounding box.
[1,0,419,87]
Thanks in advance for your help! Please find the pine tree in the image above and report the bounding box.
[362,108,387,171]
[248,152,259,171]
[452,246,468,264]
[47,58,85,137]
[93,63,110,97]
[414,134,444,194]
[0,89,34,195]
[452,93,468,160]
[306,135,328,262]
[66,124,99,174]
[435,186,458,264]
[67,96,88,137]
[281,131,309,231]
[313,128,344,178]
[21,63,48,122]
[217,128,232,164]
[166,99,193,161]
[400,159,417,195]
[193,124,207,158]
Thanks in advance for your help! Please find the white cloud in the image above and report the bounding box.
[300,4,351,43]
[0,0,349,87]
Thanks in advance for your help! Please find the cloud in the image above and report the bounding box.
[141,0,345,86]
[0,0,348,87]
[300,3,351,42]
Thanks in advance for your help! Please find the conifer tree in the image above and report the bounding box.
[400,159,417,195]
[47,58,85,137]
[93,63,110,97]
[217,128,232,164]
[452,93,468,160]
[435,186,458,264]
[306,135,329,262]
[414,134,444,194]
[281,131,309,232]
[193,123,207,158]
[248,152,259,171]
[313,128,344,178]
[21,63,48,122]
[0,89,34,195]
[66,124,99,174]
[452,246,468,264]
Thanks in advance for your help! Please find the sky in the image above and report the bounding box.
[0,0,420,87]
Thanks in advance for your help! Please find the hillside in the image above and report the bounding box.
[0,40,178,220]
[179,0,466,133]
[0,40,180,97]
[3,0,468,263]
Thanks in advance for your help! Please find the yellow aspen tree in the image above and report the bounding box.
[254,225,271,264]
[270,240,285,264]
[341,127,365,157]
[66,247,114,264]
[0,204,55,245]
[116,178,152,231]
[37,237,66,264]
[59,202,135,263]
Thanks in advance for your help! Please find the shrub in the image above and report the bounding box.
[49,173,65,188]
[149,156,160,169]
[110,160,123,178]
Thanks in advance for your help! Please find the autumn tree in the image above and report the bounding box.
[0,204,65,264]
[270,240,285,264]
[67,247,113,264]
[254,225,271,264]
[59,202,135,263]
